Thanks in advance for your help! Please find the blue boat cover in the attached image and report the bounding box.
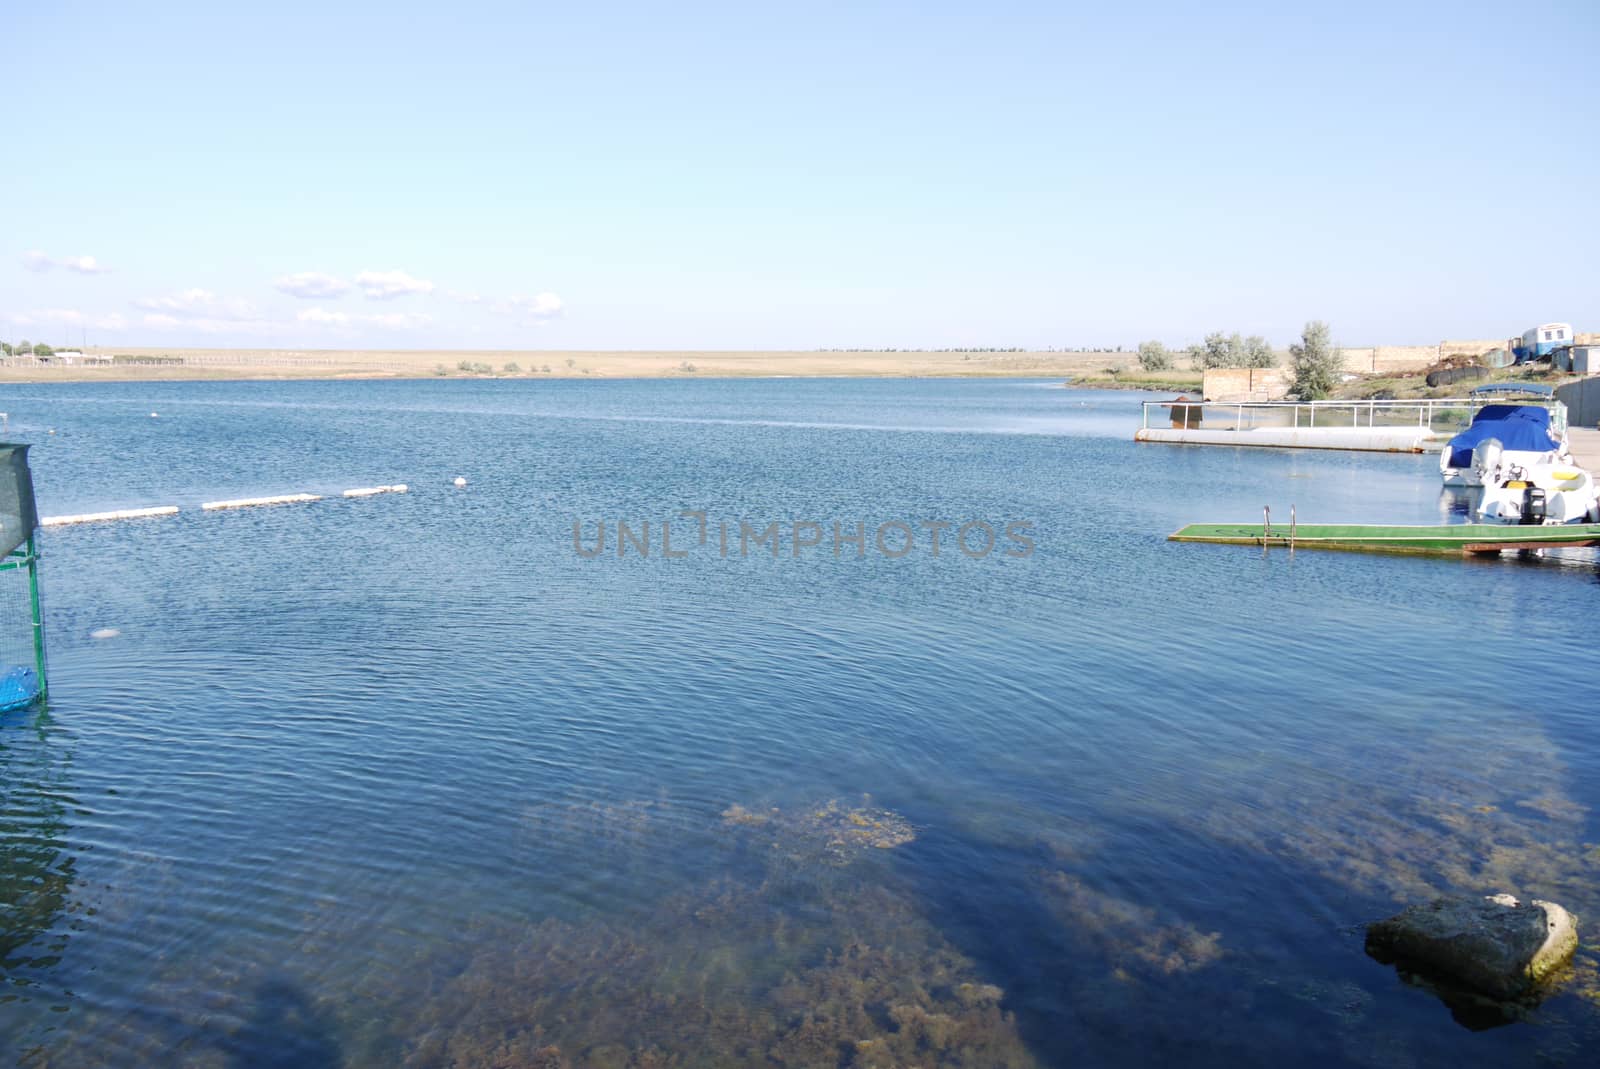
[1446,405,1558,468]
[0,665,38,712]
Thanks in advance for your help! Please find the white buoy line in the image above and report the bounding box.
[42,505,181,527]
[40,482,416,526]
[202,493,323,511]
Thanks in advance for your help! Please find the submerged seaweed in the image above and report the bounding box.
[391,797,1027,1069]
[722,797,917,866]
[1036,872,1224,980]
[16,765,1600,1069]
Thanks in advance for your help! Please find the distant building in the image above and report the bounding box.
[52,350,85,364]
[1514,323,1573,362]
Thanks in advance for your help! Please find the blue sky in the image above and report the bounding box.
[2,1,1596,350]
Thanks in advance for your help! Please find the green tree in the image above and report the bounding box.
[1241,335,1276,368]
[1192,331,1244,368]
[0,342,11,356]
[34,343,53,357]
[1290,321,1341,399]
[503,361,521,373]
[1136,340,1172,371]
[16,339,32,356]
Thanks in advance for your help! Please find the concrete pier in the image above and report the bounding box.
[1135,398,1470,453]
[1570,427,1600,472]
[1134,426,1446,452]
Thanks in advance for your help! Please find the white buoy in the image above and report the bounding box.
[201,493,321,511]
[42,505,180,526]
[90,628,121,640]
[150,412,158,418]
[453,476,467,488]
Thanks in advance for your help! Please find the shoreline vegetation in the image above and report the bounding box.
[0,346,1569,402]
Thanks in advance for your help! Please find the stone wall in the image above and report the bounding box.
[1337,346,1442,374]
[1437,338,1509,358]
[1202,367,1290,401]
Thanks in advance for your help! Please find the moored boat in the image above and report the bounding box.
[1476,460,1600,525]
[1439,402,1569,486]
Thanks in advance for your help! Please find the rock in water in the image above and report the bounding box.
[1365,893,1578,1001]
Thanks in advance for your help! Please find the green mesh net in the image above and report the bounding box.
[0,443,43,710]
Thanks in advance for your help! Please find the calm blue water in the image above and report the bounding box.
[1,378,1597,1068]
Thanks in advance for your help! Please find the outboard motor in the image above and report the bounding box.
[1470,437,1503,484]
[1521,485,1547,526]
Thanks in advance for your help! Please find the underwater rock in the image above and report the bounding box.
[1365,893,1578,1001]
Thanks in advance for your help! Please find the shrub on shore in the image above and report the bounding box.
[1191,332,1276,369]
[1136,341,1172,371]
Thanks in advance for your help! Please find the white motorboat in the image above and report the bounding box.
[1476,460,1600,525]
[1440,402,1570,487]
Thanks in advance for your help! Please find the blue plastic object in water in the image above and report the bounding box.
[0,665,39,711]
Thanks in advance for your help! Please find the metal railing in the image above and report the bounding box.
[1141,397,1567,437]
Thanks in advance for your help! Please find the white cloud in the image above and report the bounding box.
[135,288,215,312]
[446,290,483,304]
[355,269,434,300]
[62,255,110,275]
[298,308,430,330]
[275,272,350,299]
[366,312,432,330]
[177,317,277,336]
[132,292,274,336]
[495,291,564,323]
[134,289,258,320]
[8,308,128,330]
[19,251,110,274]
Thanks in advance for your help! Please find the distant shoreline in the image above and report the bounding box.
[0,347,1152,385]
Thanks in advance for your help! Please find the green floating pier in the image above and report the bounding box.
[1169,521,1600,556]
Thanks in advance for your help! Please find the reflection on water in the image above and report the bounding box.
[1437,486,1482,521]
[0,710,76,1009]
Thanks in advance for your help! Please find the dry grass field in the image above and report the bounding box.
[0,347,1143,382]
